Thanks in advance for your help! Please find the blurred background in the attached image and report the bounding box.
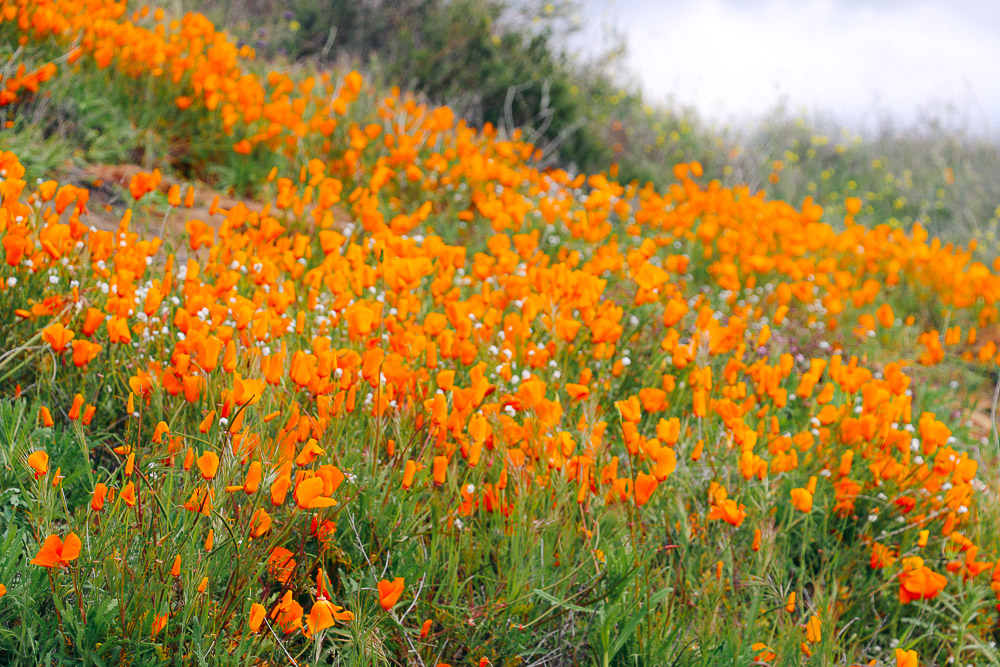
[573,0,1000,135]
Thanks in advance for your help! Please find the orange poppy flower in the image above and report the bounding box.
[41,322,74,352]
[27,450,48,479]
[249,603,266,632]
[294,477,336,510]
[432,455,447,486]
[402,459,416,489]
[197,451,220,479]
[634,472,658,507]
[895,648,918,667]
[232,373,264,406]
[707,498,747,528]
[150,612,168,638]
[91,482,108,512]
[30,532,82,568]
[790,488,813,513]
[120,481,137,507]
[377,577,405,610]
[898,557,946,604]
[244,461,262,494]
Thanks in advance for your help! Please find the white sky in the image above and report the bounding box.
[570,0,1000,134]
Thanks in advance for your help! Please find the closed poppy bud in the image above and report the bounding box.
[249,602,266,632]
[752,528,761,552]
[39,406,54,428]
[120,481,137,507]
[0,584,5,598]
[917,530,929,548]
[402,459,416,489]
[91,482,108,512]
[197,451,219,479]
[786,591,796,613]
[27,451,49,479]
[204,529,214,552]
[68,393,85,421]
[170,555,181,577]
[420,619,432,638]
[432,456,447,486]
[82,405,96,425]
[271,475,291,506]
[244,461,262,494]
[125,452,135,476]
[377,577,405,610]
[805,615,821,643]
[250,508,272,538]
[51,468,63,487]
[183,448,195,470]
[197,577,208,593]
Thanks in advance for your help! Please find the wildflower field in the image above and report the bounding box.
[4,1,1000,665]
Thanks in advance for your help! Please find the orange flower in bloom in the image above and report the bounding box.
[804,615,821,643]
[150,613,168,638]
[378,577,405,610]
[272,591,304,635]
[197,451,220,479]
[72,340,102,367]
[129,169,161,200]
[294,477,336,509]
[432,455,448,486]
[707,498,746,527]
[790,487,813,513]
[895,648,918,667]
[634,472,658,506]
[91,482,108,511]
[233,373,264,406]
[0,584,5,598]
[898,557,946,604]
[295,439,326,466]
[752,643,776,661]
[27,451,48,479]
[249,603,267,632]
[870,542,897,570]
[250,508,272,538]
[120,481,137,507]
[268,547,297,584]
[30,533,82,568]
[152,421,170,444]
[876,304,895,328]
[41,322,74,352]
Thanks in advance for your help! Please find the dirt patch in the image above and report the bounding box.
[57,163,270,242]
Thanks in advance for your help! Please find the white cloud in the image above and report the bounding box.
[573,0,1000,132]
